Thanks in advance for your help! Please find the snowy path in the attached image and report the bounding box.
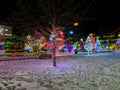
[0,52,120,90]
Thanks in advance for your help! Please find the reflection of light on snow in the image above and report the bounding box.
[56,52,72,56]
[82,53,112,57]
[76,52,112,57]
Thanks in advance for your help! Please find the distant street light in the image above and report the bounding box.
[74,22,79,26]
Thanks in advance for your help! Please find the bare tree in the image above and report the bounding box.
[7,0,96,37]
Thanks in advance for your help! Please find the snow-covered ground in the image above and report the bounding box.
[0,51,120,90]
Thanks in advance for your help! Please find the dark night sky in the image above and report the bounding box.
[95,1,120,33]
[82,0,120,34]
[0,0,120,35]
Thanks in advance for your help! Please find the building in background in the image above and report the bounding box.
[0,25,12,50]
[96,32,120,49]
[0,25,12,43]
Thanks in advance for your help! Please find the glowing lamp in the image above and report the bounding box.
[69,30,74,34]
[74,22,78,26]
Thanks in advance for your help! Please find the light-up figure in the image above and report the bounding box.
[73,42,78,50]
[80,39,84,51]
[114,38,120,50]
[116,38,120,44]
[84,36,92,55]
[25,35,33,52]
[29,40,33,52]
[103,42,107,49]
[66,44,73,53]
[89,33,96,53]
[96,37,101,53]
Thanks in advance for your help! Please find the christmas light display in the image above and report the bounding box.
[66,44,73,53]
[4,36,24,52]
[80,39,84,51]
[103,42,107,49]
[116,38,120,44]
[25,35,33,52]
[25,30,50,52]
[84,36,92,55]
[114,38,120,50]
[0,34,2,50]
[84,33,96,55]
[50,27,65,53]
[95,37,101,53]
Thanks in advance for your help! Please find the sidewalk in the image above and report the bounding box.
[0,51,39,61]
[0,52,73,61]
[0,55,39,61]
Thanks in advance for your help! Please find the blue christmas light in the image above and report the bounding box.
[69,30,74,34]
